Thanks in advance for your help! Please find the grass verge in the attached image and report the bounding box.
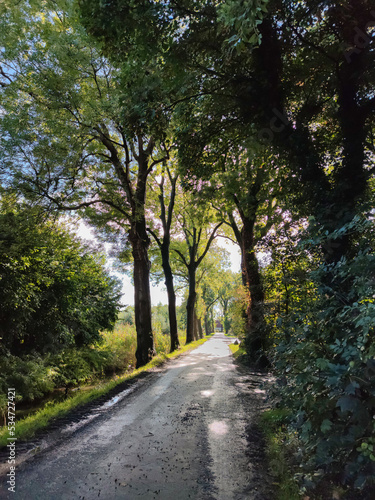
[229,344,246,359]
[0,336,212,448]
[259,409,301,500]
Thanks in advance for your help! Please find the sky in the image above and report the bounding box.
[76,222,242,307]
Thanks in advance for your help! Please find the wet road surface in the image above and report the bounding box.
[0,333,272,499]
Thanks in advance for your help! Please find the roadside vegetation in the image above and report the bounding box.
[259,409,301,500]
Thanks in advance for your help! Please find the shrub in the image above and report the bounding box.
[0,354,54,402]
[271,217,375,492]
[99,323,137,373]
[47,347,112,389]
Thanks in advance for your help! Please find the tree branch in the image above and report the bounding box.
[196,222,223,266]
[147,227,162,248]
[172,248,189,268]
[217,233,238,245]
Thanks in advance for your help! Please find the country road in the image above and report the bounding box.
[0,333,273,500]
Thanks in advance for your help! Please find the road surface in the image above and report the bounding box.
[0,333,272,499]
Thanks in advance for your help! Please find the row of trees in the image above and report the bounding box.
[77,0,375,493]
[0,0,240,366]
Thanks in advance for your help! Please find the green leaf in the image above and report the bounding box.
[320,419,332,433]
[337,396,357,413]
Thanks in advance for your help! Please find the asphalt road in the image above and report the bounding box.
[0,333,272,500]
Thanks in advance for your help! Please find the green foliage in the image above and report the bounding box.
[152,304,170,335]
[228,285,247,339]
[218,0,269,50]
[154,328,170,354]
[0,203,121,356]
[259,409,301,500]
[0,355,55,403]
[270,217,375,492]
[47,348,111,389]
[118,306,135,326]
[99,323,137,374]
[0,320,179,410]
[260,216,317,343]
[217,269,239,334]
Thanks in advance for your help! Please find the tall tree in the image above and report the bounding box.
[171,192,223,343]
[147,161,180,352]
[0,0,170,367]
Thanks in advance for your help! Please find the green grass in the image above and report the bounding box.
[229,343,239,354]
[259,409,301,500]
[0,336,211,448]
[229,344,246,359]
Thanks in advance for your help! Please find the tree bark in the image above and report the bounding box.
[229,200,266,359]
[160,240,180,352]
[130,222,155,368]
[241,216,266,354]
[209,309,214,333]
[186,265,197,343]
[222,299,230,334]
[193,308,199,341]
[197,315,203,339]
[204,314,209,335]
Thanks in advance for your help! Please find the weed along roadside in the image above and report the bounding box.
[0,336,213,454]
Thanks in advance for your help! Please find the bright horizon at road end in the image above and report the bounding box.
[76,222,242,307]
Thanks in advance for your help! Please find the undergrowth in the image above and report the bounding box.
[259,409,301,500]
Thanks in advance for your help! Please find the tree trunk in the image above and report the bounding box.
[327,48,367,262]
[209,309,214,333]
[186,265,197,343]
[193,308,198,341]
[204,314,209,335]
[130,223,155,368]
[223,299,229,334]
[197,315,203,339]
[241,217,266,357]
[161,242,180,352]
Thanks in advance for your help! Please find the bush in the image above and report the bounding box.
[99,323,137,374]
[47,347,112,389]
[0,354,55,403]
[0,201,121,356]
[271,217,375,492]
[154,331,170,354]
